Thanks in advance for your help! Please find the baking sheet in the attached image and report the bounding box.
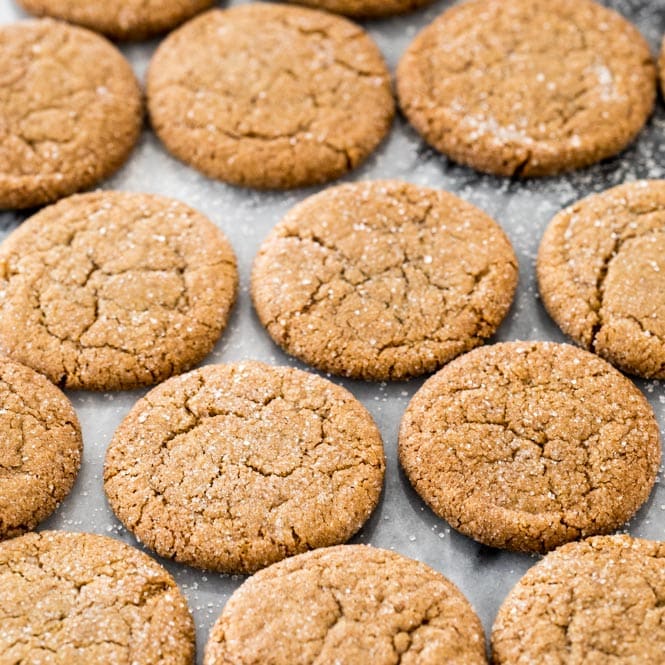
[1,0,665,659]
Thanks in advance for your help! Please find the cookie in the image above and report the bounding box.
[398,341,661,553]
[147,4,394,189]
[492,535,665,663]
[0,191,237,391]
[397,0,656,177]
[251,180,518,381]
[538,180,665,379]
[0,530,195,663]
[0,358,81,539]
[0,19,142,209]
[204,544,487,665]
[287,0,433,19]
[16,0,215,40]
[104,361,385,574]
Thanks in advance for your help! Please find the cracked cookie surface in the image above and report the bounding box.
[398,341,660,553]
[538,180,665,379]
[0,530,195,664]
[16,0,214,40]
[0,358,81,540]
[251,180,518,381]
[147,4,394,189]
[204,544,487,665]
[0,191,237,390]
[492,535,665,663]
[397,0,655,177]
[287,0,433,19]
[104,361,385,573]
[0,19,142,209]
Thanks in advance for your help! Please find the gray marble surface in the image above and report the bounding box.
[1,0,665,660]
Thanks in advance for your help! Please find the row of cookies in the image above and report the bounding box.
[3,338,659,568]
[4,0,665,210]
[2,529,662,662]
[4,178,664,391]
[15,0,435,39]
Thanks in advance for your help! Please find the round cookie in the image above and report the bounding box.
[0,191,237,391]
[147,4,394,189]
[397,0,656,177]
[492,535,665,663]
[0,358,81,539]
[251,180,518,381]
[398,341,661,553]
[16,0,215,40]
[204,544,487,665]
[0,530,195,663]
[0,20,142,209]
[538,180,665,379]
[104,361,385,573]
[287,0,433,19]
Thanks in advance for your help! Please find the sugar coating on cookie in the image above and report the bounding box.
[0,358,81,539]
[538,180,665,379]
[104,362,385,574]
[147,4,394,189]
[204,544,487,665]
[0,20,142,209]
[397,0,656,177]
[399,342,661,553]
[252,180,518,380]
[17,0,214,40]
[287,0,433,19]
[0,531,195,664]
[0,191,237,390]
[492,535,665,663]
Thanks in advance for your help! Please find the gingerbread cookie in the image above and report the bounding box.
[0,191,237,390]
[147,4,394,189]
[16,0,214,40]
[0,20,142,209]
[0,358,81,539]
[0,530,195,663]
[538,180,665,379]
[399,342,660,553]
[397,0,655,177]
[104,362,385,574]
[287,0,433,19]
[492,535,665,663]
[204,544,487,665]
[252,180,518,380]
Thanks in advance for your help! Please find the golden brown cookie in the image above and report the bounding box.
[0,530,195,663]
[0,358,81,540]
[204,544,487,665]
[397,0,656,177]
[0,20,142,209]
[104,362,385,574]
[0,191,237,391]
[398,341,661,553]
[251,180,518,380]
[287,0,433,19]
[16,0,215,40]
[492,535,665,663]
[147,4,394,189]
[538,180,665,379]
